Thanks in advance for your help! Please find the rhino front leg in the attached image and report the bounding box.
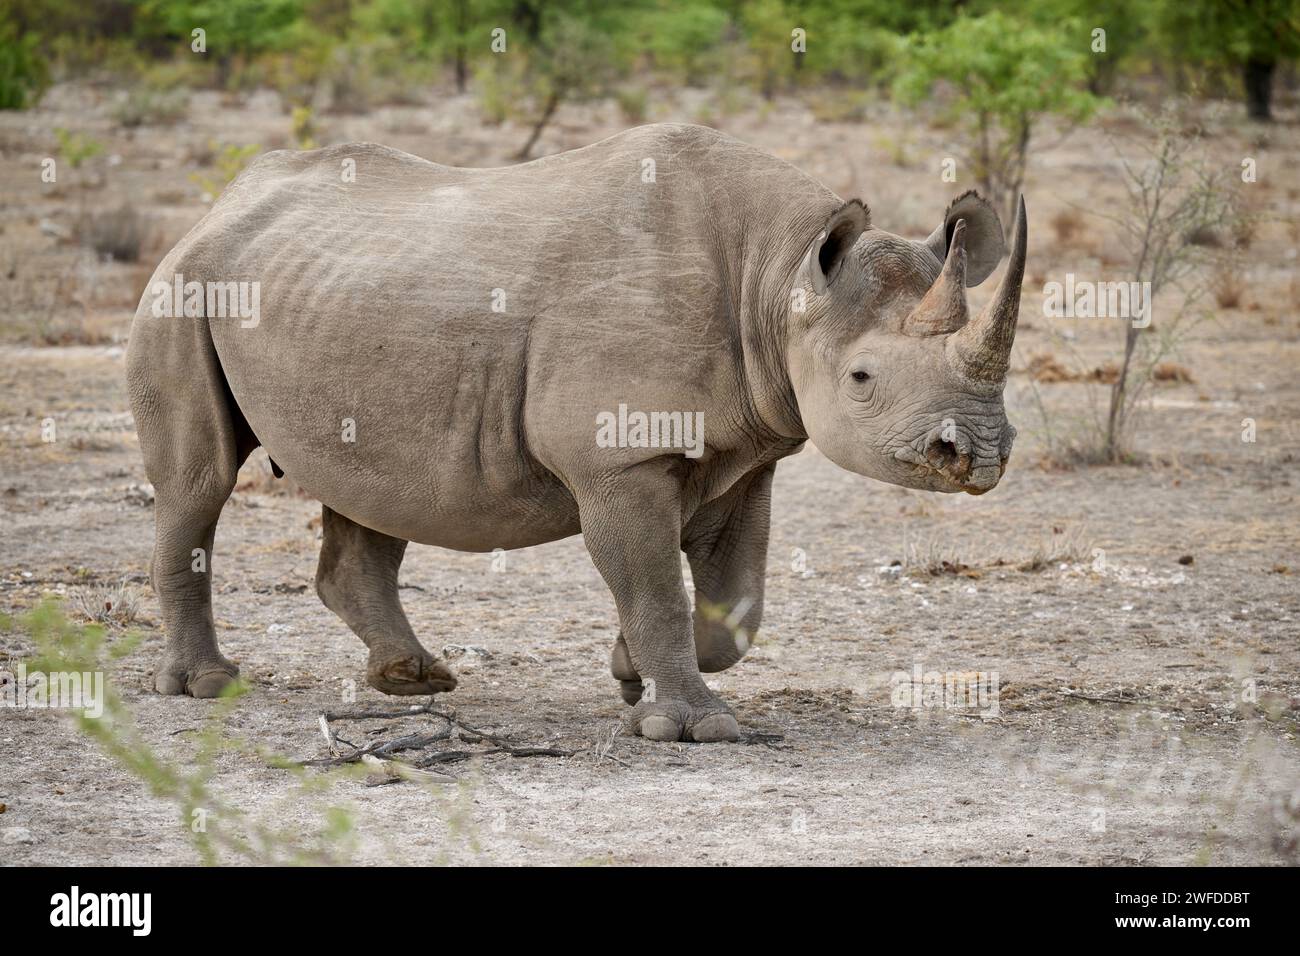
[315,506,457,696]
[610,464,772,704]
[580,467,739,743]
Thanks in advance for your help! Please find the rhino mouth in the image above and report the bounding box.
[893,430,1011,495]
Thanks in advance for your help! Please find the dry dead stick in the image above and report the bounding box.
[304,699,581,770]
[1062,691,1156,706]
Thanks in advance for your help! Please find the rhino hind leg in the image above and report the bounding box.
[315,506,457,696]
[128,320,250,698]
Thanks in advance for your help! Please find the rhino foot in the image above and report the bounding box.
[155,655,240,698]
[366,647,457,696]
[626,697,739,743]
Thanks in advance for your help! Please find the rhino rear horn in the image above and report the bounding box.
[903,218,969,336]
[947,195,1027,384]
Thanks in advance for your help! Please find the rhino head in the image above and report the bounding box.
[788,191,1026,496]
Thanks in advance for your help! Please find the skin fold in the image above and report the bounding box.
[126,123,1026,742]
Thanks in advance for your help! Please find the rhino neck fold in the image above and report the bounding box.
[736,199,833,446]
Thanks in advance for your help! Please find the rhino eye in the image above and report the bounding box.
[851,370,870,383]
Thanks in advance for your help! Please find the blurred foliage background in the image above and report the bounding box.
[2,0,1297,122]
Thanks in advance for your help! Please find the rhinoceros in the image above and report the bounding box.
[126,123,1026,742]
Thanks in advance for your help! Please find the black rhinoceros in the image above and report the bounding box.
[127,123,1026,742]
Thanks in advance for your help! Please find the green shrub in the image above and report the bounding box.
[893,10,1102,224]
[0,17,49,109]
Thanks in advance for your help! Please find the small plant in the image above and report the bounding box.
[54,128,104,172]
[1050,207,1085,246]
[1094,103,1243,462]
[190,142,261,202]
[1211,264,1245,309]
[615,87,648,124]
[10,599,368,865]
[290,104,318,149]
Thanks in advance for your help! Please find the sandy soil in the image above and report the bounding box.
[0,83,1297,865]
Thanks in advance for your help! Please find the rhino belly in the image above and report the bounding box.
[210,310,578,552]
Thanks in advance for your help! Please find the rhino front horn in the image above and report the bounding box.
[948,195,1027,383]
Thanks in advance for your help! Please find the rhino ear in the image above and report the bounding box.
[922,191,1004,287]
[806,199,869,295]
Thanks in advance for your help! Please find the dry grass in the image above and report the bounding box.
[1017,525,1094,572]
[898,525,1094,577]
[1152,362,1194,384]
[1211,266,1244,309]
[68,578,141,628]
[1028,352,1120,385]
[1049,207,1085,246]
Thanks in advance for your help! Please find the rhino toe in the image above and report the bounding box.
[640,714,681,741]
[688,712,740,742]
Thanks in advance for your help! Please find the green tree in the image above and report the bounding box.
[490,0,646,159]
[357,0,505,93]
[0,14,48,109]
[893,10,1102,225]
[142,0,303,88]
[1153,0,1300,120]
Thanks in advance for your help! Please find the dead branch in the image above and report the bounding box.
[300,698,581,774]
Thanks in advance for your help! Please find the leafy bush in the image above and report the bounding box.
[892,10,1102,225]
[189,142,261,201]
[0,16,49,109]
[54,127,104,170]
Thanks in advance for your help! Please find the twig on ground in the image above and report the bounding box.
[300,698,581,775]
[1063,691,1153,706]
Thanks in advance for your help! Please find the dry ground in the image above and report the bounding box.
[0,82,1297,865]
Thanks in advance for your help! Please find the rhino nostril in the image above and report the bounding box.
[926,438,958,470]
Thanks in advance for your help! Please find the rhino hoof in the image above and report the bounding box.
[628,702,740,743]
[155,659,240,698]
[366,649,457,696]
[690,713,741,743]
[640,715,681,741]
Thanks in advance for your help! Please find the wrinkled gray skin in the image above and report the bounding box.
[127,123,1027,742]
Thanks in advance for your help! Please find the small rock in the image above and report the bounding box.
[38,219,71,240]
[2,827,34,845]
[1177,554,1194,565]
[123,482,155,506]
